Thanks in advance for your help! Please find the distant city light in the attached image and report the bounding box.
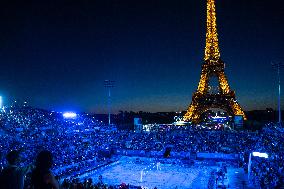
[252,152,269,159]
[63,112,77,119]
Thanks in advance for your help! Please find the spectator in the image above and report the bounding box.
[31,150,59,189]
[97,175,103,186]
[0,150,31,189]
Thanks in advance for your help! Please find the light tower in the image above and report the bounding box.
[183,0,246,123]
[271,62,284,125]
[0,96,2,109]
[104,80,115,125]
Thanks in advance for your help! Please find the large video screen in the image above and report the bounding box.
[234,115,244,128]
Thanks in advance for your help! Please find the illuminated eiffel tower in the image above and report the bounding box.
[183,0,246,123]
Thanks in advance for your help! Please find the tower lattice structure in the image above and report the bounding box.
[183,0,246,123]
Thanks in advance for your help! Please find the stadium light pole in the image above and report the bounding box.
[104,80,115,125]
[272,62,284,125]
[0,96,2,109]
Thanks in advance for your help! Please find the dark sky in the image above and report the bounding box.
[0,0,283,113]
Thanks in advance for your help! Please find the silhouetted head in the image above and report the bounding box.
[6,150,20,165]
[35,150,53,170]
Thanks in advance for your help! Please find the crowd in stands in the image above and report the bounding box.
[248,123,284,188]
[0,104,284,188]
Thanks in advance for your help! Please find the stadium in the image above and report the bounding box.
[0,103,284,188]
[0,0,284,188]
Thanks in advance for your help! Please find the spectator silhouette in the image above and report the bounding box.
[31,150,59,189]
[0,150,31,189]
[97,175,103,186]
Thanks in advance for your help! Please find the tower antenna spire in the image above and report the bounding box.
[204,0,221,62]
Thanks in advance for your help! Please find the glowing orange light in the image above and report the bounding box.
[183,0,246,123]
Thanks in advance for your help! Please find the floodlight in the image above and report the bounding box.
[63,112,77,119]
[252,152,268,158]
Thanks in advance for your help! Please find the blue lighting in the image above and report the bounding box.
[63,112,77,119]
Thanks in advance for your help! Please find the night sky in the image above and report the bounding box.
[0,0,283,113]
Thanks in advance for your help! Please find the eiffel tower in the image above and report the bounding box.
[183,0,246,123]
